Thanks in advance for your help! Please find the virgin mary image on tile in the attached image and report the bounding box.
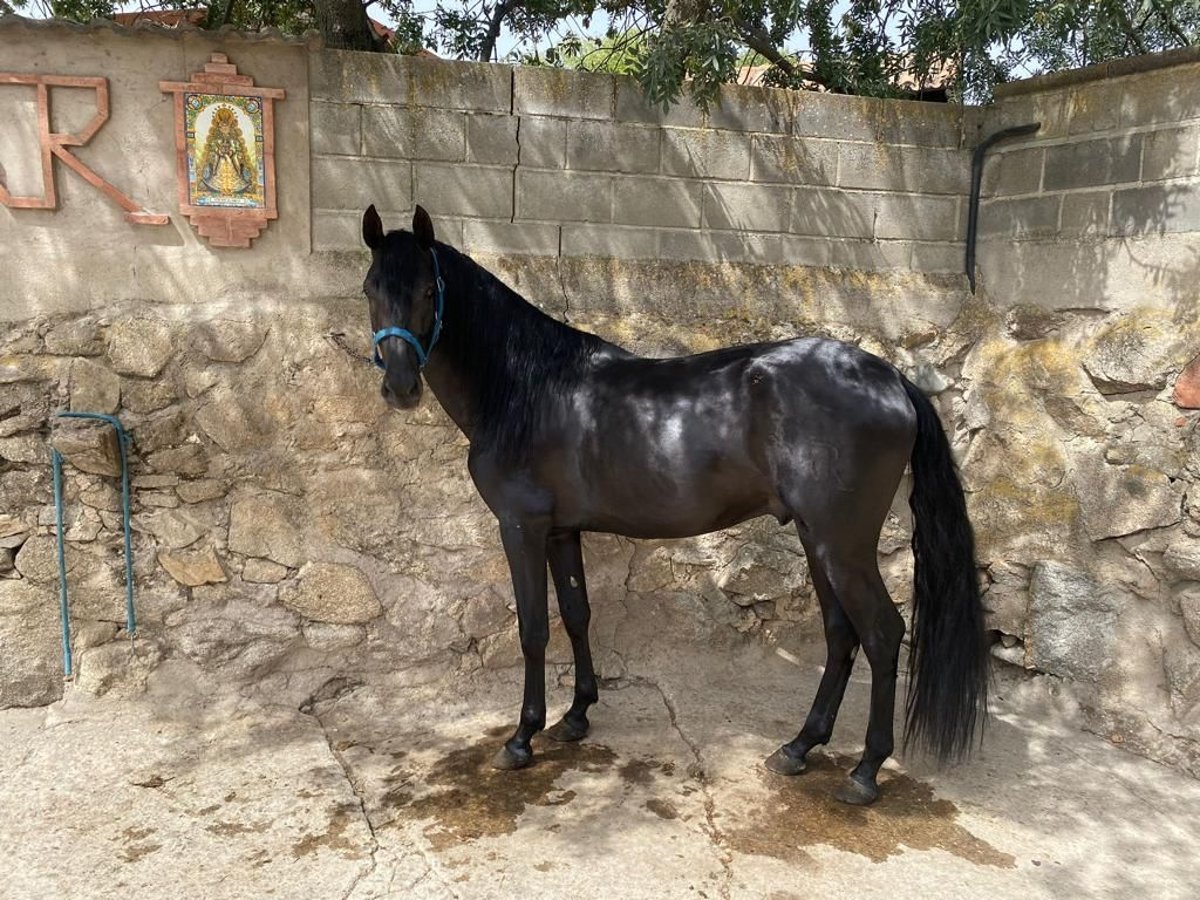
[185,95,265,208]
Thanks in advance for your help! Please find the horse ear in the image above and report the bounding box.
[363,205,384,250]
[412,205,435,248]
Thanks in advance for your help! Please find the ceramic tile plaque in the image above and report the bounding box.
[161,54,284,247]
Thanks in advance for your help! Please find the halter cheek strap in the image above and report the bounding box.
[373,248,445,371]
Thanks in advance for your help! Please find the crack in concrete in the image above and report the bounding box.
[620,673,735,899]
[555,227,571,323]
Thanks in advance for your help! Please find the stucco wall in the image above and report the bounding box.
[2,17,1200,777]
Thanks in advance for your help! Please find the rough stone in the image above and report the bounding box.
[0,548,13,572]
[68,357,120,415]
[281,563,382,625]
[146,445,208,477]
[14,536,67,584]
[132,509,205,550]
[242,558,289,584]
[0,515,30,549]
[0,579,64,708]
[120,379,177,414]
[44,318,103,356]
[1027,561,1120,682]
[176,479,226,504]
[229,493,304,568]
[158,546,227,587]
[1174,354,1200,409]
[169,600,298,678]
[1083,316,1189,395]
[106,318,173,378]
[1074,458,1184,540]
[717,543,806,606]
[50,419,121,477]
[1180,589,1200,647]
[75,637,163,698]
[195,392,266,452]
[188,320,269,363]
[301,621,366,651]
[459,590,512,639]
[0,433,45,464]
[1164,537,1200,581]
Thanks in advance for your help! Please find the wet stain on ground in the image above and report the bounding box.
[206,821,268,836]
[727,753,1015,867]
[118,826,161,863]
[292,803,366,860]
[645,798,679,820]
[385,727,619,849]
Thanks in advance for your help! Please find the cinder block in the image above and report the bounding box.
[838,144,969,195]
[514,68,614,120]
[1066,81,1122,135]
[1111,184,1200,236]
[792,92,879,143]
[978,196,1060,239]
[567,121,660,173]
[517,117,567,168]
[362,107,466,161]
[662,129,752,181]
[709,84,795,134]
[1043,135,1142,190]
[751,135,837,185]
[612,176,702,228]
[615,80,706,128]
[1120,65,1200,128]
[313,156,411,211]
[414,163,513,219]
[873,100,966,148]
[561,224,658,259]
[403,56,512,113]
[982,146,1044,197]
[985,89,1070,140]
[467,114,519,165]
[657,230,785,265]
[310,50,511,111]
[312,210,366,251]
[872,193,959,241]
[826,239,913,270]
[517,170,611,223]
[1061,191,1111,238]
[310,102,361,156]
[701,183,791,232]
[1142,126,1199,181]
[462,220,559,256]
[310,49,406,103]
[790,187,874,239]
[910,241,965,273]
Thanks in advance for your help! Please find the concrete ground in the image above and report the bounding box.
[3,644,1198,900]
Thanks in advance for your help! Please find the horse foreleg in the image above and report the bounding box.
[544,530,598,742]
[492,519,551,770]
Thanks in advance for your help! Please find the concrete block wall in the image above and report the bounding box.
[977,54,1200,306]
[310,51,974,274]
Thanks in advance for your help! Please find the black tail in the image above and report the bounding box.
[900,376,988,763]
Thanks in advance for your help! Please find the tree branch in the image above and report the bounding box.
[731,16,830,88]
[1108,0,1149,55]
[1150,0,1190,46]
[479,0,522,62]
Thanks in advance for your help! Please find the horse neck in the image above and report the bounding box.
[419,244,611,444]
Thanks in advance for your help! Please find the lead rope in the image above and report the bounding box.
[52,411,136,678]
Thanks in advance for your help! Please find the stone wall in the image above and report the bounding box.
[2,17,1200,777]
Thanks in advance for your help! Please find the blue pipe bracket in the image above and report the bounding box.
[51,411,137,678]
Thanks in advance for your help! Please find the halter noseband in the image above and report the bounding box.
[372,247,445,370]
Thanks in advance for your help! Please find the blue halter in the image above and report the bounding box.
[373,248,445,370]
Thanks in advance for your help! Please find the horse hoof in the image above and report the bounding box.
[491,744,533,771]
[764,747,807,777]
[544,717,588,743]
[834,775,879,806]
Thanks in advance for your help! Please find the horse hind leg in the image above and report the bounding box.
[765,537,860,776]
[813,544,905,805]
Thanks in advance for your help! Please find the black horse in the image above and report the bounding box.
[361,206,987,805]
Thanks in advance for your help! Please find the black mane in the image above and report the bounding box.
[384,231,617,458]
